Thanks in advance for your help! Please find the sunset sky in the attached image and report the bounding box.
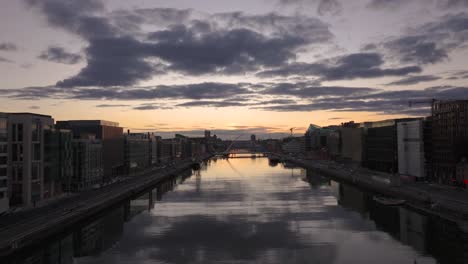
[1,0,468,138]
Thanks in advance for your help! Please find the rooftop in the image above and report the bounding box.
[56,120,120,127]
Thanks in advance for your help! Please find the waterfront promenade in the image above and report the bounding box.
[0,157,209,257]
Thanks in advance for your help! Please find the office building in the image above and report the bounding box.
[362,118,419,174]
[44,128,73,194]
[56,120,124,180]
[71,136,103,191]
[431,100,468,185]
[124,132,152,174]
[397,120,425,179]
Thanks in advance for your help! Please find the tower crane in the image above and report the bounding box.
[289,127,295,137]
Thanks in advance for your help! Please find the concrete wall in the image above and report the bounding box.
[397,120,425,178]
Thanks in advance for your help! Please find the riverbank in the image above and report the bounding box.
[276,154,468,226]
[0,155,211,257]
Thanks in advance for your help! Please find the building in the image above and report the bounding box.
[56,120,124,180]
[362,118,419,174]
[327,130,341,159]
[6,113,56,207]
[282,137,305,154]
[397,120,425,180]
[304,124,321,151]
[124,132,151,174]
[71,136,103,191]
[340,127,364,163]
[44,128,73,194]
[0,114,8,213]
[431,100,468,185]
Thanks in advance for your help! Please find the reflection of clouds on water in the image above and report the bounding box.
[76,157,437,264]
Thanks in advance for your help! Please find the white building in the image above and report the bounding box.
[0,113,9,213]
[397,120,425,179]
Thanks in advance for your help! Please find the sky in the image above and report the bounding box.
[0,0,468,139]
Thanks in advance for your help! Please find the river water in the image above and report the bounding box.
[6,155,468,264]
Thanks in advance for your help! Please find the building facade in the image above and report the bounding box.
[282,137,305,154]
[340,127,363,163]
[0,114,8,213]
[7,113,56,207]
[56,120,124,180]
[44,129,73,195]
[124,132,151,174]
[362,118,419,174]
[431,100,468,185]
[71,138,103,191]
[397,120,425,179]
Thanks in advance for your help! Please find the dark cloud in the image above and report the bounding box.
[26,0,333,87]
[133,103,171,110]
[256,86,468,115]
[111,8,192,32]
[278,0,343,16]
[25,0,114,39]
[384,36,448,64]
[0,42,18,51]
[447,70,468,80]
[378,12,468,65]
[0,56,13,63]
[264,82,379,97]
[38,46,82,64]
[177,100,246,108]
[57,36,159,87]
[317,0,343,15]
[147,24,309,75]
[4,82,252,101]
[258,53,421,80]
[437,0,468,9]
[367,0,408,9]
[386,75,441,86]
[95,104,130,108]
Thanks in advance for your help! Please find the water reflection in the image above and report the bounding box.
[3,156,468,264]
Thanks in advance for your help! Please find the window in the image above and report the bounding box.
[12,124,16,141]
[32,163,39,180]
[0,192,4,199]
[32,123,40,142]
[0,156,6,165]
[12,144,18,162]
[33,143,41,161]
[17,166,23,181]
[0,180,6,188]
[0,168,6,176]
[18,124,23,142]
[0,119,6,130]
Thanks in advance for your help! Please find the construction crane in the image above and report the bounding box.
[408,99,437,115]
[289,127,295,137]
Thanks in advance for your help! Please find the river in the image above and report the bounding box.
[5,155,468,264]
